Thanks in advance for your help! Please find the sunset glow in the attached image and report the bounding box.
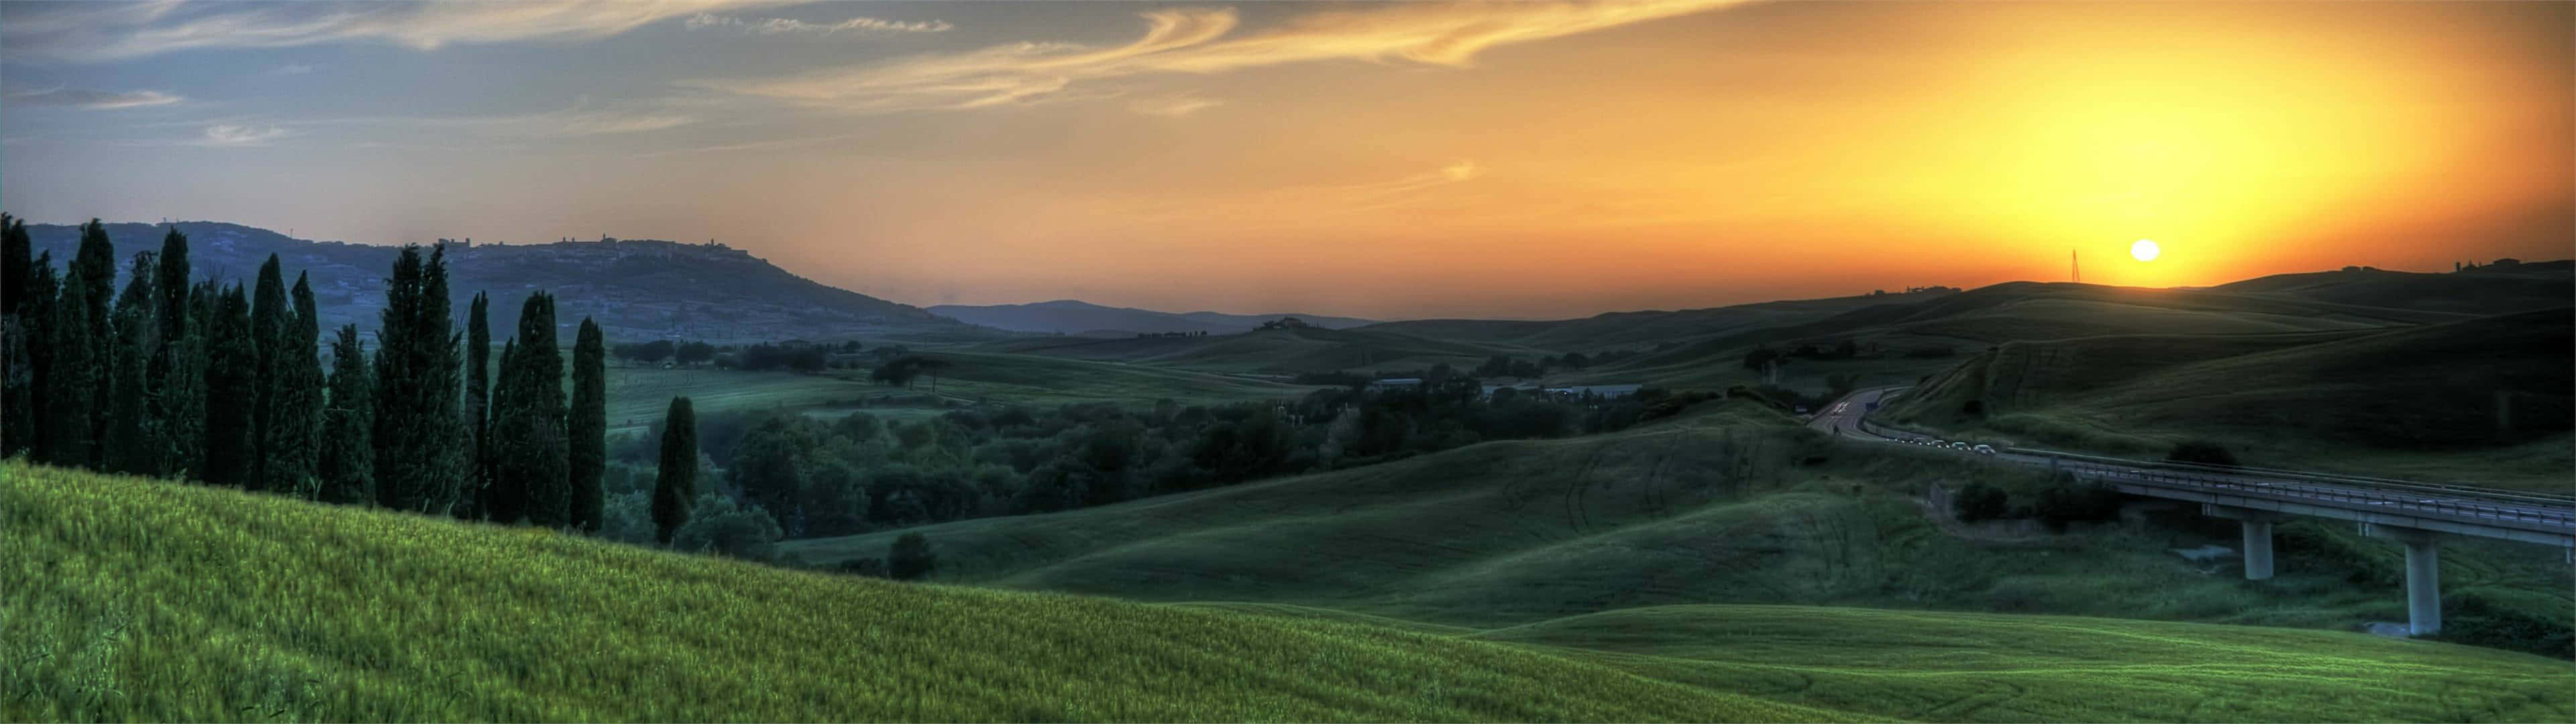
[2,0,2567,318]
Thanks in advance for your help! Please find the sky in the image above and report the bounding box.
[2,0,2569,320]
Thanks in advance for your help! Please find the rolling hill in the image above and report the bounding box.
[1880,307,2575,487]
[1356,288,1961,353]
[0,461,1845,723]
[21,221,973,343]
[975,324,1538,375]
[13,459,2571,722]
[603,352,1328,434]
[779,402,2571,640]
[2210,261,2573,316]
[928,299,1375,335]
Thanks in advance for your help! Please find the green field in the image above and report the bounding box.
[0,461,1849,723]
[11,461,2570,722]
[978,325,1536,375]
[604,352,1325,432]
[1881,308,2574,488]
[778,404,2571,637]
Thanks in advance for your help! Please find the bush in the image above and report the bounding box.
[672,493,784,561]
[890,532,936,581]
[2166,440,2239,467]
[1953,481,2010,522]
[837,557,890,578]
[2032,476,2123,532]
[2434,596,2575,660]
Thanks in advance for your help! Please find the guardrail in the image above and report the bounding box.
[2051,457,2573,530]
[1849,416,2576,524]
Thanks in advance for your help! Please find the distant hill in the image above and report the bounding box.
[21,221,971,343]
[1881,306,2574,487]
[1358,288,1962,353]
[2210,260,2572,316]
[974,323,1530,375]
[928,299,1375,335]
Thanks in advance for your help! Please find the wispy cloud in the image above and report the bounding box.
[683,12,951,36]
[266,63,317,76]
[4,0,795,62]
[692,0,1751,113]
[5,87,184,109]
[1128,94,1222,117]
[199,124,291,146]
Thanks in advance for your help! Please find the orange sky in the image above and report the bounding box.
[4,1,2569,318]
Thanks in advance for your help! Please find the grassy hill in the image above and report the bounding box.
[780,404,2570,638]
[1356,289,1960,354]
[12,461,2569,722]
[1880,308,2575,487]
[0,461,1853,723]
[604,353,1326,433]
[2210,261,2572,316]
[977,325,1535,375]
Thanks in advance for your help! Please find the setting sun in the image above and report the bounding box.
[2132,239,2162,262]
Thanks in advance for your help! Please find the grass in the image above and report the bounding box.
[0,460,1856,723]
[11,461,2569,722]
[780,405,2570,636]
[1882,308,2574,489]
[603,352,1323,433]
[976,325,1533,375]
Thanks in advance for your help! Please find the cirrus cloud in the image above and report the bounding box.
[690,0,1754,113]
[5,87,184,109]
[3,0,798,62]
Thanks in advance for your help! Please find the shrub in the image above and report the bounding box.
[890,532,937,581]
[2032,477,2123,532]
[1953,481,2011,522]
[672,493,784,561]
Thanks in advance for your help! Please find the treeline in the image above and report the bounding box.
[587,373,1727,557]
[0,215,606,531]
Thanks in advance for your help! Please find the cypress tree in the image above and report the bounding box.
[69,219,116,463]
[494,292,568,527]
[372,245,465,514]
[18,253,58,463]
[106,251,161,475]
[317,324,376,505]
[463,292,492,519]
[248,254,290,491]
[263,272,325,496]
[1,216,31,458]
[150,229,201,478]
[201,284,257,488]
[46,267,100,469]
[568,317,607,533]
[486,338,525,523]
[652,396,697,546]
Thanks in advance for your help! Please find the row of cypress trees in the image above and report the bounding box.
[0,215,610,532]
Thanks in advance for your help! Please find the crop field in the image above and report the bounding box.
[604,353,1322,432]
[10,461,2569,722]
[0,461,1849,723]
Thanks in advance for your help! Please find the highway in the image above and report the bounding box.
[1807,387,2576,546]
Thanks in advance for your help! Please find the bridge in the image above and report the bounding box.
[1811,387,2576,636]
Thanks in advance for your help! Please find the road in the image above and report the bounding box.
[1807,387,2576,544]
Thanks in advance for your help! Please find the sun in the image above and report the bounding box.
[2131,239,2161,262]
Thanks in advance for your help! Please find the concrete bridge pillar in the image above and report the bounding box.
[2363,524,2444,636]
[2202,504,2289,581]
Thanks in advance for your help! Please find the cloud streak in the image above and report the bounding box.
[692,0,1752,113]
[684,12,951,36]
[199,124,290,146]
[4,0,795,62]
[5,87,184,109]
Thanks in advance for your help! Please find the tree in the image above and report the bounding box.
[568,318,607,534]
[45,263,101,468]
[0,216,31,459]
[1953,481,2010,523]
[888,532,936,581]
[68,219,116,464]
[15,252,57,462]
[105,251,161,475]
[200,284,258,488]
[492,292,570,527]
[272,272,327,495]
[317,324,376,505]
[373,245,466,513]
[2166,440,2239,468]
[730,415,814,535]
[652,396,698,545]
[674,341,715,366]
[149,228,201,479]
[459,292,492,518]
